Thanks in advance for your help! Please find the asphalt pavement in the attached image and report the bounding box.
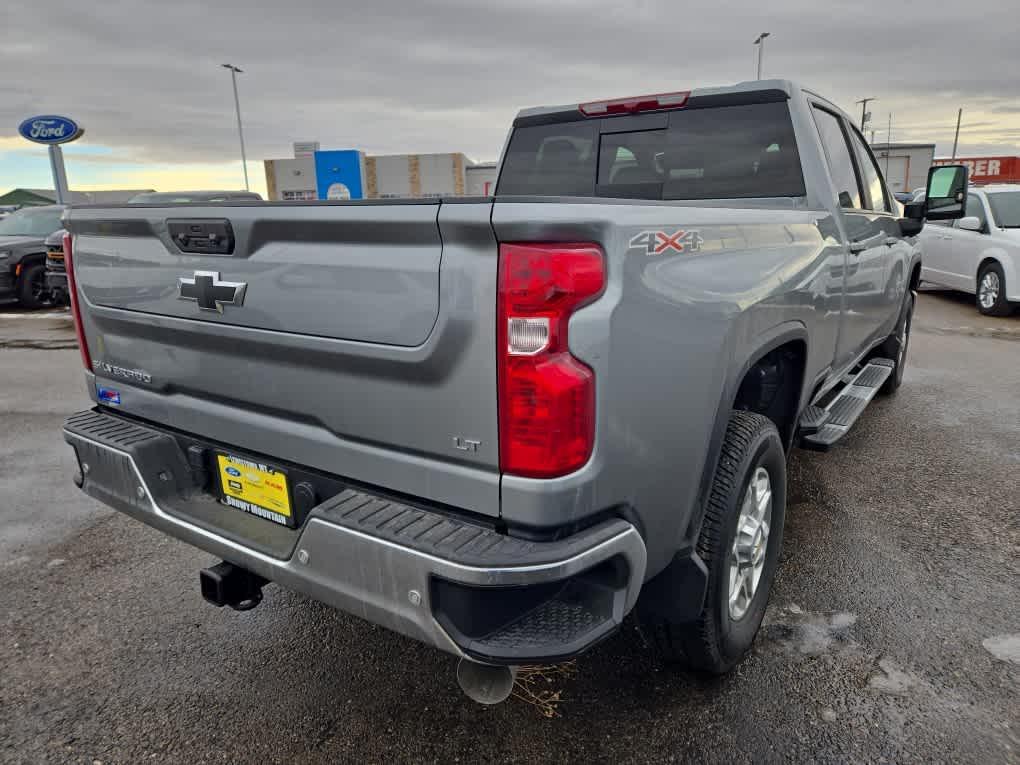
[1,291,1017,764]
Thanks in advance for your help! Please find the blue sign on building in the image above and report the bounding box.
[18,115,83,145]
[313,150,366,200]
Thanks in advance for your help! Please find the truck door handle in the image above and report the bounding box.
[884,237,899,246]
[849,236,880,254]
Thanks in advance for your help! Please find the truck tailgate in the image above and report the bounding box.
[77,203,441,345]
[65,201,500,515]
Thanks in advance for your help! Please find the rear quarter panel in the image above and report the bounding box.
[493,200,844,576]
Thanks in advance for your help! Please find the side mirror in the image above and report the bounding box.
[923,164,969,220]
[898,202,925,236]
[957,216,982,232]
[898,217,924,237]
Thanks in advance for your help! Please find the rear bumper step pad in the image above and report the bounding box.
[801,359,893,451]
[64,409,646,663]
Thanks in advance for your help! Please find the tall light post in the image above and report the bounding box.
[951,108,962,160]
[856,97,876,133]
[753,33,770,80]
[221,63,250,191]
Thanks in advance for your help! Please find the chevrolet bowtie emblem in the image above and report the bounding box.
[177,271,247,313]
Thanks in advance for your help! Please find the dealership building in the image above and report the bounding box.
[263,143,498,201]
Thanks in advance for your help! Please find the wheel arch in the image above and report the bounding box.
[974,245,1018,297]
[683,323,809,546]
[909,258,922,291]
[15,251,47,279]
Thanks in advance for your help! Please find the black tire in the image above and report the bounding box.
[645,411,786,673]
[976,262,1012,317]
[16,262,51,309]
[878,289,914,395]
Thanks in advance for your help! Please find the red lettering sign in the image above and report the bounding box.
[933,156,1020,184]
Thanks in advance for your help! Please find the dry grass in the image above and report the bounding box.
[511,661,578,718]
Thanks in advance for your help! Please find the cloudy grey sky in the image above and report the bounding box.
[2,0,1018,194]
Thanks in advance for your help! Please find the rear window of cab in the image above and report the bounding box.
[497,101,805,200]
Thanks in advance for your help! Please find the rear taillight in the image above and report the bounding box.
[497,243,605,478]
[63,232,92,372]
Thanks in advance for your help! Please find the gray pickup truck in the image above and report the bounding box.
[61,80,967,702]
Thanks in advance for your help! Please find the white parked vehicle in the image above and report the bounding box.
[919,184,1020,315]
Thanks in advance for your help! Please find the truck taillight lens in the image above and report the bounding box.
[497,243,604,478]
[63,232,93,372]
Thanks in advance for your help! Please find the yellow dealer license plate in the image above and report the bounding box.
[216,453,293,527]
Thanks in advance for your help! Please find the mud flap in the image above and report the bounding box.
[636,548,709,623]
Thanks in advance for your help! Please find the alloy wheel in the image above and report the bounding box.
[979,271,1000,310]
[728,466,773,621]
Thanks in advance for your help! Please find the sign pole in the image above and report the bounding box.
[884,113,892,179]
[48,144,69,204]
[856,97,875,132]
[18,115,83,202]
[951,108,962,160]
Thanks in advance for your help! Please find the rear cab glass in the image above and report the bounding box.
[497,100,805,200]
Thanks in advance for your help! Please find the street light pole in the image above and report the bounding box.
[856,97,876,132]
[951,108,962,160]
[884,113,892,179]
[222,63,250,191]
[753,33,770,80]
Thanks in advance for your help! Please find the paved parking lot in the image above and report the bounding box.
[1,291,1017,764]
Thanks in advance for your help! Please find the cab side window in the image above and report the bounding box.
[812,107,863,209]
[956,194,987,231]
[847,129,891,212]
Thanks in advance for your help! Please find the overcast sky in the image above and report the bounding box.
[3,0,1018,195]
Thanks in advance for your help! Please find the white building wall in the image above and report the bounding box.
[872,145,934,194]
[466,164,498,196]
[264,157,316,200]
[417,153,459,197]
[373,155,413,198]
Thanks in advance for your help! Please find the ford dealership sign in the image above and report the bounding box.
[18,115,83,145]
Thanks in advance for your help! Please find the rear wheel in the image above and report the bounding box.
[977,262,1012,317]
[17,263,51,309]
[645,411,786,673]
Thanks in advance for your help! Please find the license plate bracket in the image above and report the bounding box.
[216,452,294,527]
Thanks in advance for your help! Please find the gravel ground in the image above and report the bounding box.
[1,291,1017,764]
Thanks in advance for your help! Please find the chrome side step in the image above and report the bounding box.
[800,359,894,451]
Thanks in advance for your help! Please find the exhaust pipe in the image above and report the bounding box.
[200,561,267,611]
[456,659,517,705]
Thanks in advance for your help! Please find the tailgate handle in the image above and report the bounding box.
[167,219,235,255]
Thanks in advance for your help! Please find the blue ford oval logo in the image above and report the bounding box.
[225,467,241,477]
[17,115,83,145]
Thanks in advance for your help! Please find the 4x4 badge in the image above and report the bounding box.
[177,271,247,313]
[628,229,704,255]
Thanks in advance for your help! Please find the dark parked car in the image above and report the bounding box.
[0,205,66,308]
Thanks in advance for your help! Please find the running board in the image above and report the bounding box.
[800,359,894,451]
